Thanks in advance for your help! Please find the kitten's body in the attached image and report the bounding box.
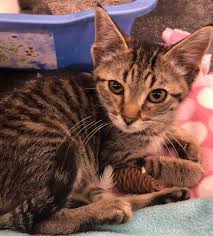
[0,70,193,234]
[0,5,212,235]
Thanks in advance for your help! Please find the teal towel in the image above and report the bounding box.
[1,198,213,236]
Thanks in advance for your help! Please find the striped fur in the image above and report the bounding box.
[0,72,101,232]
[0,6,212,235]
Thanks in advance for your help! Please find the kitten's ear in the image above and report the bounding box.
[163,26,213,87]
[165,26,213,64]
[92,6,129,67]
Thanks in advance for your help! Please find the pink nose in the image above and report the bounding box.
[122,103,139,125]
[123,116,136,125]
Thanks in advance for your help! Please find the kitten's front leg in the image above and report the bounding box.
[122,187,190,211]
[143,156,203,187]
[34,187,189,234]
[166,126,201,162]
[33,198,133,234]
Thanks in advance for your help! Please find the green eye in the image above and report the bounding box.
[109,80,124,95]
[148,89,167,103]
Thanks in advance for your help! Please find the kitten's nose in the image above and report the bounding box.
[123,102,139,126]
[123,116,136,126]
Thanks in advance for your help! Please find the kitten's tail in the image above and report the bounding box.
[0,191,54,232]
[0,141,77,232]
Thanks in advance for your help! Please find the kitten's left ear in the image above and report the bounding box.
[164,26,213,84]
[92,6,130,67]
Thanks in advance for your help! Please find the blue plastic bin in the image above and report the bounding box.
[0,0,158,71]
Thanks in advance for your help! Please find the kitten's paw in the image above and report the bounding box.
[96,199,133,224]
[155,187,190,204]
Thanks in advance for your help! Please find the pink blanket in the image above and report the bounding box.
[162,28,213,198]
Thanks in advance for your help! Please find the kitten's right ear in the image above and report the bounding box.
[91,6,129,67]
[163,26,213,85]
[165,25,213,65]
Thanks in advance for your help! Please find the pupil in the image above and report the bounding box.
[153,91,161,99]
[114,83,120,90]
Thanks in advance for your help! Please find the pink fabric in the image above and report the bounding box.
[162,28,213,198]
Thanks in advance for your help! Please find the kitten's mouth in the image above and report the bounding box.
[109,112,164,136]
[109,112,150,134]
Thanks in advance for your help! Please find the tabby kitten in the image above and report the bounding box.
[0,6,212,235]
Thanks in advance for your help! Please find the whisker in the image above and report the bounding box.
[146,129,163,156]
[164,135,180,158]
[56,115,93,150]
[145,119,191,160]
[81,120,102,140]
[61,119,103,170]
[166,131,190,160]
[161,137,173,157]
[149,126,173,156]
[82,122,110,148]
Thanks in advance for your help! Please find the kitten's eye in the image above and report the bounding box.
[109,80,124,95]
[148,89,167,103]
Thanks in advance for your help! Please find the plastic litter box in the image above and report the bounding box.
[0,0,158,71]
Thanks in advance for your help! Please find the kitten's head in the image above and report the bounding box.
[92,7,213,134]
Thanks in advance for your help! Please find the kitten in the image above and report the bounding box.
[0,6,212,235]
